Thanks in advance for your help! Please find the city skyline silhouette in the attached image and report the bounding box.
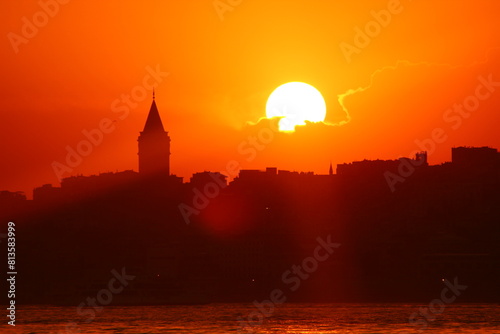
[4,93,500,199]
[1,94,499,306]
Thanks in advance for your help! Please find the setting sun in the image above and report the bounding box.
[265,82,327,132]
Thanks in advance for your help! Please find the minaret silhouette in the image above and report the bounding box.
[138,92,171,176]
[329,162,333,176]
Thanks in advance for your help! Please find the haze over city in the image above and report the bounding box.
[2,1,500,196]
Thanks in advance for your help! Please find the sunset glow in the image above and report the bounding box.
[1,0,500,195]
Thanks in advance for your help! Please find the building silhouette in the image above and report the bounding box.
[336,151,428,178]
[190,172,228,189]
[452,146,499,169]
[138,92,171,176]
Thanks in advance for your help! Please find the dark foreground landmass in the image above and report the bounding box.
[1,146,500,305]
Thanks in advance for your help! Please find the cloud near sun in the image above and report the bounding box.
[247,48,500,141]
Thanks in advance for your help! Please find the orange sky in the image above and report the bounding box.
[1,0,500,197]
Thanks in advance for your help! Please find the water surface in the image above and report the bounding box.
[5,303,500,333]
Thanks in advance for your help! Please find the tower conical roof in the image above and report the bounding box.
[143,99,165,132]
